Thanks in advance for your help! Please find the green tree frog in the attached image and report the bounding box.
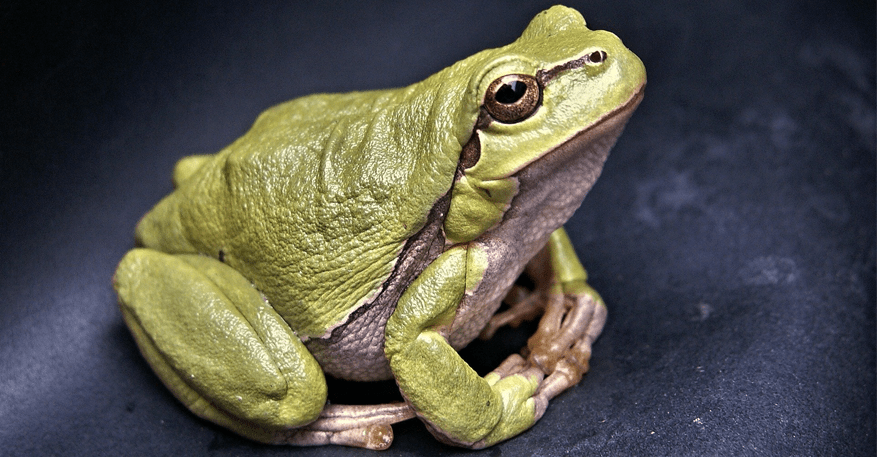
[114,5,645,450]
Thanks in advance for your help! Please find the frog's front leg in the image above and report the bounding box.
[384,246,545,448]
[482,227,608,403]
[114,249,410,450]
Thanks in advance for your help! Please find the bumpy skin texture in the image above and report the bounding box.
[114,5,645,450]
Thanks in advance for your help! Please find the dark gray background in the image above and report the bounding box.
[2,1,874,455]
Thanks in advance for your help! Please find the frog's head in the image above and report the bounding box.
[441,5,646,243]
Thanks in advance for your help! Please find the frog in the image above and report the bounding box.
[113,5,645,450]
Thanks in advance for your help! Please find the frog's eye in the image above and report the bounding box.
[483,74,541,124]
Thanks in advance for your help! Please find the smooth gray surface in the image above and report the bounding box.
[2,1,874,455]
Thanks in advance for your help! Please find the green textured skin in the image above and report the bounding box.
[115,250,327,435]
[114,4,645,448]
[443,9,645,242]
[135,85,471,338]
[133,5,643,338]
[383,7,643,446]
[385,245,539,446]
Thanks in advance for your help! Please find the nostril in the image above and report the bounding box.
[587,50,607,64]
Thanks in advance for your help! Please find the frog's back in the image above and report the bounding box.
[135,86,463,340]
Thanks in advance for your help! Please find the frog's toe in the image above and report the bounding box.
[280,424,394,450]
[484,280,607,410]
[479,286,547,340]
[485,355,551,422]
[482,270,607,412]
[272,402,414,449]
[526,284,607,392]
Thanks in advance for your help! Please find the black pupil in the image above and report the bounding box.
[495,81,527,104]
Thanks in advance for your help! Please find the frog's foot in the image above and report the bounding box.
[481,228,608,415]
[528,285,606,402]
[278,403,415,450]
[485,284,606,421]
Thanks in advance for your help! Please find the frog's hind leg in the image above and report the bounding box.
[480,227,607,411]
[286,402,415,448]
[114,249,405,449]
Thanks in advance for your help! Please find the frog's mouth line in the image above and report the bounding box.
[559,80,645,149]
[594,80,646,131]
[460,78,646,180]
[493,80,646,231]
[506,80,646,180]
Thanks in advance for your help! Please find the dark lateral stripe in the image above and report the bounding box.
[536,54,592,86]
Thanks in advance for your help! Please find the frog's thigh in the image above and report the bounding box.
[384,246,540,448]
[114,249,326,442]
